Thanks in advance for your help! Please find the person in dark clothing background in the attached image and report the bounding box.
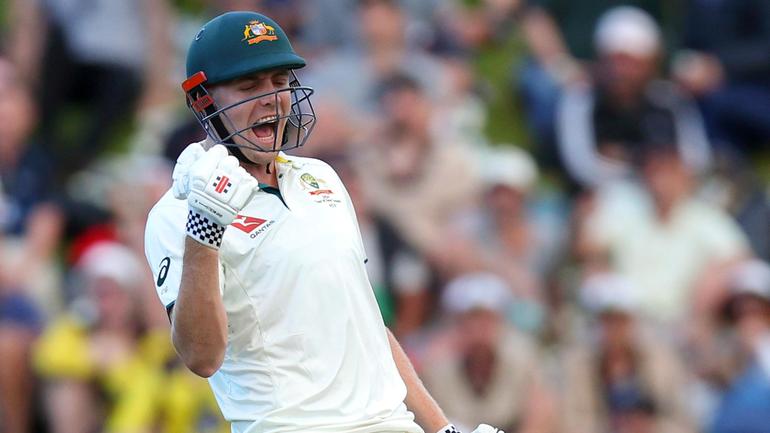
[674,0,770,153]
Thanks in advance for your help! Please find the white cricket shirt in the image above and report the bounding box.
[145,153,423,433]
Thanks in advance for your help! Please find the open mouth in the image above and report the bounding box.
[251,115,279,144]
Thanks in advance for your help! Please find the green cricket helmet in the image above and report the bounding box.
[182,11,316,157]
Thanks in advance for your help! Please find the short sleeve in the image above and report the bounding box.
[144,200,188,311]
[344,191,368,264]
[326,164,369,264]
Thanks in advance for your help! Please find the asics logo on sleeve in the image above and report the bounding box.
[157,257,171,286]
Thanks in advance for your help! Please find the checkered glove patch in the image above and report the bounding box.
[186,209,226,248]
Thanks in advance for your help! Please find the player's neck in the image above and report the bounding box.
[244,162,279,188]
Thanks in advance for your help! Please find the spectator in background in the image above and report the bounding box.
[107,155,173,328]
[475,146,565,281]
[560,273,695,433]
[709,259,770,433]
[517,0,664,151]
[34,242,227,433]
[357,73,480,269]
[556,6,711,189]
[292,101,361,160]
[451,145,567,333]
[0,58,62,311]
[576,142,748,328]
[699,152,770,263]
[300,0,446,53]
[437,0,522,50]
[0,59,56,239]
[104,155,172,256]
[672,0,770,263]
[0,58,62,433]
[337,160,432,340]
[162,117,208,164]
[35,242,158,433]
[421,273,554,433]
[674,0,770,153]
[16,0,170,181]
[430,51,489,151]
[306,0,447,115]
[298,0,359,51]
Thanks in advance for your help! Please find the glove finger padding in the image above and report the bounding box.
[191,145,229,180]
[218,154,240,171]
[172,141,206,199]
[230,167,259,210]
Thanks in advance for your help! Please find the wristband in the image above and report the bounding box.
[437,424,461,433]
[186,209,225,248]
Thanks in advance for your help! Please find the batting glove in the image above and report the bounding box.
[436,424,504,433]
[185,145,258,249]
[172,141,206,200]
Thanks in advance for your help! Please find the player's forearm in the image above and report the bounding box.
[387,329,448,433]
[172,238,228,377]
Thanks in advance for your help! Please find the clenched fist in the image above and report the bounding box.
[184,145,258,248]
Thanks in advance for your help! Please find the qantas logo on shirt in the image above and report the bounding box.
[232,215,267,233]
[232,215,276,239]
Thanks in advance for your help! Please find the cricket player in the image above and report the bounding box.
[144,11,502,433]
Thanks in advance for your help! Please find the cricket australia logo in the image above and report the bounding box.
[242,20,278,45]
[300,173,320,189]
[300,172,334,196]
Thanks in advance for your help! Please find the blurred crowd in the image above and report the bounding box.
[1,0,770,432]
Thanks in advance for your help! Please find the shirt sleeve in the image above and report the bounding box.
[327,164,368,264]
[144,203,187,311]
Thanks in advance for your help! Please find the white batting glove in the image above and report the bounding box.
[436,424,504,433]
[172,141,207,200]
[185,145,258,248]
